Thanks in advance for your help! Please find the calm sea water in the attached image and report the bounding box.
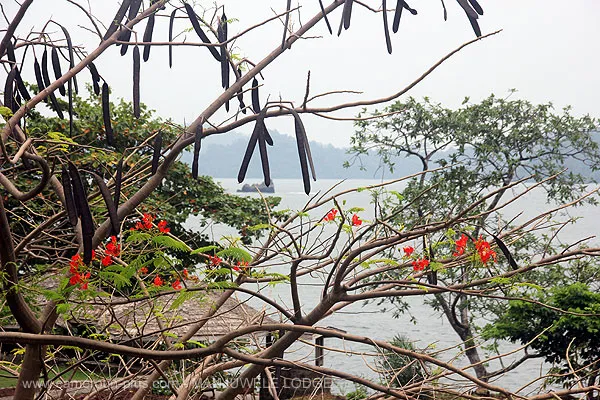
[187,178,599,394]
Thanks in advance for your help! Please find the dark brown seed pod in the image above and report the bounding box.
[237,116,262,183]
[491,234,518,270]
[236,69,246,114]
[318,0,333,34]
[6,39,16,63]
[427,271,438,285]
[60,25,78,94]
[183,2,222,62]
[61,167,79,227]
[41,49,52,88]
[281,0,291,50]
[342,0,354,31]
[392,0,404,33]
[251,77,260,114]
[264,130,274,146]
[113,157,123,209]
[257,119,271,187]
[404,2,418,15]
[143,14,155,62]
[104,0,131,40]
[168,8,177,68]
[456,0,478,19]
[133,45,141,118]
[218,12,229,89]
[118,0,142,56]
[151,131,162,174]
[382,0,392,54]
[290,109,316,194]
[67,161,94,265]
[102,82,114,146]
[91,172,120,237]
[14,67,30,102]
[88,62,101,95]
[468,0,483,15]
[33,58,46,99]
[467,14,481,37]
[192,124,203,179]
[4,67,17,113]
[51,47,66,96]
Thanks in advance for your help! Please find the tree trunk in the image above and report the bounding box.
[14,345,43,400]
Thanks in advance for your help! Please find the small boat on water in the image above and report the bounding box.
[237,181,275,193]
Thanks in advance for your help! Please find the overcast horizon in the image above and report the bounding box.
[3,1,600,147]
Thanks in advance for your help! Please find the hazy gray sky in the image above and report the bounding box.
[4,1,600,147]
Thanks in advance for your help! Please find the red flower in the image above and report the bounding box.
[69,273,82,286]
[182,268,189,279]
[153,275,163,287]
[69,254,82,273]
[453,234,469,257]
[80,272,91,290]
[403,246,414,257]
[172,279,182,290]
[351,214,362,226]
[157,220,170,234]
[105,236,120,257]
[139,266,148,274]
[101,255,112,267]
[91,250,96,260]
[474,236,497,264]
[209,255,222,267]
[322,208,338,222]
[412,258,430,271]
[142,213,154,230]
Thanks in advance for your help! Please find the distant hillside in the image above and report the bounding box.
[181,130,420,179]
[180,130,600,181]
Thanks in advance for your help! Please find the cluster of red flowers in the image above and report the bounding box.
[68,254,91,289]
[351,213,362,226]
[474,237,497,264]
[453,234,497,265]
[403,246,414,257]
[102,236,121,267]
[323,209,338,222]
[412,258,430,271]
[151,275,183,290]
[133,213,170,233]
[208,255,222,266]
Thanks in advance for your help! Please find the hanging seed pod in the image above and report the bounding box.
[218,11,229,89]
[60,25,78,94]
[168,8,177,68]
[257,119,271,187]
[238,115,262,183]
[61,167,79,227]
[468,0,483,15]
[251,77,260,114]
[183,2,222,62]
[281,0,291,50]
[290,110,316,194]
[4,67,17,113]
[318,0,333,34]
[88,62,101,96]
[33,58,47,99]
[342,0,354,31]
[392,0,404,33]
[192,124,202,179]
[119,0,142,56]
[41,49,64,119]
[404,2,418,15]
[133,45,141,118]
[151,131,162,174]
[104,0,132,40]
[456,0,478,19]
[91,172,120,236]
[67,161,94,265]
[50,47,66,96]
[143,14,155,62]
[14,67,31,102]
[466,15,481,37]
[113,157,123,209]
[102,82,114,146]
[382,0,392,54]
[491,234,518,270]
[6,40,16,64]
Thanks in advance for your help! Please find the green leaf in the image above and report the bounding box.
[153,235,189,251]
[191,245,218,255]
[217,247,252,263]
